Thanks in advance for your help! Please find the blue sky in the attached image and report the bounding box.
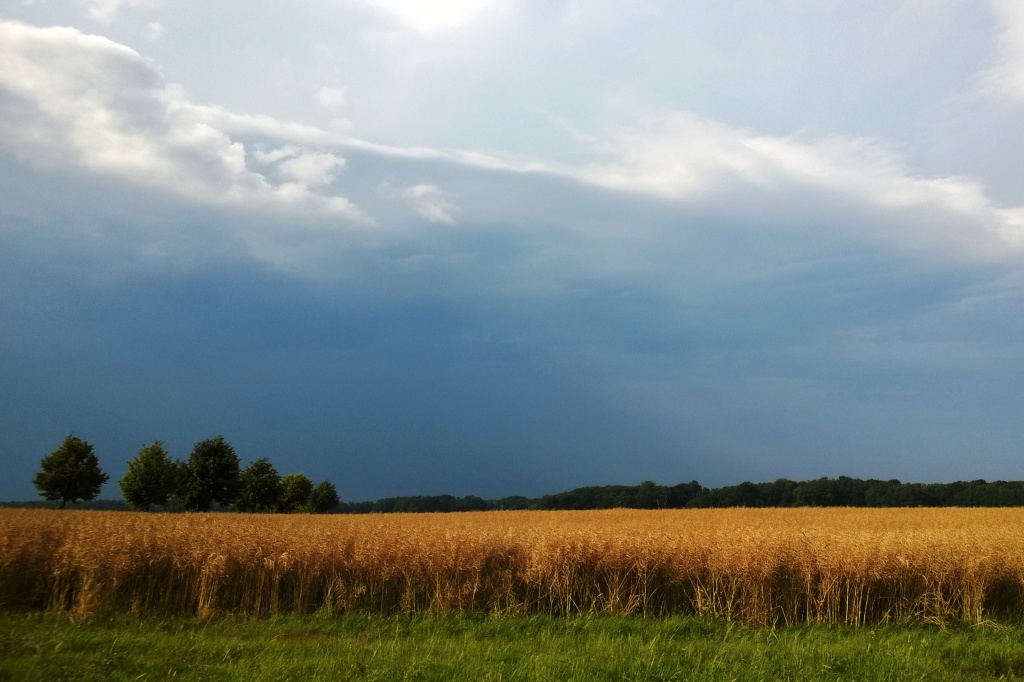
[1,1,1023,502]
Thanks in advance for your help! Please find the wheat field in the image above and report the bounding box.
[2,507,1023,625]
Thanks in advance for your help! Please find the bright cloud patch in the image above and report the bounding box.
[368,0,496,32]
[575,112,1024,261]
[315,86,347,114]
[314,85,353,132]
[145,21,164,41]
[380,181,459,224]
[77,0,155,24]
[402,184,458,224]
[982,0,1024,103]
[0,20,366,221]
[253,145,346,188]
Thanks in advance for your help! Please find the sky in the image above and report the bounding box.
[1,1,1023,503]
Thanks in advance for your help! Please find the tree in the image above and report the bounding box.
[307,480,340,513]
[635,480,664,509]
[33,434,109,508]
[119,441,178,511]
[276,473,314,513]
[234,458,282,512]
[175,436,240,512]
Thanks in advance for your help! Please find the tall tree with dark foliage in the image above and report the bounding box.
[33,434,109,508]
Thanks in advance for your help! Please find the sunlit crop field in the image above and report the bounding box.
[2,507,1023,625]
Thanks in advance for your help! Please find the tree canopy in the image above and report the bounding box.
[307,480,341,513]
[276,473,314,513]
[234,458,282,513]
[174,436,241,512]
[119,441,177,511]
[33,434,109,508]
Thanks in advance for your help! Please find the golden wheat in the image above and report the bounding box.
[1,507,1022,624]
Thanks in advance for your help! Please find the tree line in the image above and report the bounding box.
[523,477,1024,510]
[28,434,1024,512]
[32,434,339,513]
[341,477,1024,513]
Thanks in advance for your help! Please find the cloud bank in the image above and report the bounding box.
[0,20,366,222]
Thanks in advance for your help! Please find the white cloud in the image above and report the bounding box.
[0,20,367,222]
[1,17,1021,269]
[367,0,497,33]
[571,111,1024,260]
[404,184,458,224]
[380,182,459,224]
[314,85,353,132]
[77,0,155,24]
[145,21,164,41]
[315,86,346,114]
[253,145,346,188]
[981,0,1024,103]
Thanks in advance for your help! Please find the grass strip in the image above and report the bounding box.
[2,611,1024,681]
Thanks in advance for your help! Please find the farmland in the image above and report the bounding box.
[3,507,1024,625]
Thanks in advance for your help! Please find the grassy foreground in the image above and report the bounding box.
[2,612,1024,681]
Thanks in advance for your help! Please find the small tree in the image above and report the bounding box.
[33,434,109,508]
[119,441,178,511]
[235,458,282,513]
[307,480,340,513]
[276,473,314,513]
[175,436,240,512]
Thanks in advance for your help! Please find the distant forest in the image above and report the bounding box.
[355,477,1024,513]
[7,476,1024,512]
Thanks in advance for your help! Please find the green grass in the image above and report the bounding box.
[2,611,1024,681]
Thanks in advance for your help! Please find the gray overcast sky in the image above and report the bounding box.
[1,1,1023,502]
